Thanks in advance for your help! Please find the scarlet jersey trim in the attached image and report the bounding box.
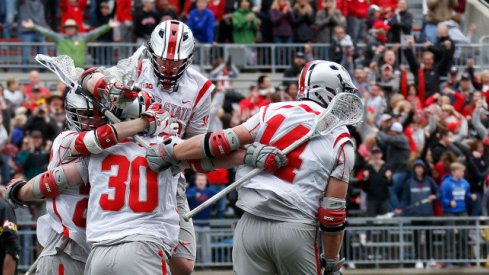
[52,199,70,238]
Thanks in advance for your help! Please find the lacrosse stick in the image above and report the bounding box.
[25,257,40,275]
[183,92,364,221]
[35,54,151,149]
[376,198,431,219]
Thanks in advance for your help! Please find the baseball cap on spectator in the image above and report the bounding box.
[63,19,78,28]
[380,113,392,123]
[372,21,391,31]
[390,122,403,133]
[449,66,458,75]
[369,5,381,12]
[461,72,470,81]
[15,107,27,116]
[295,52,305,59]
[31,130,43,139]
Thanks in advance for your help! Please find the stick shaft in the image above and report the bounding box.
[183,168,263,221]
[25,257,40,275]
[183,131,316,221]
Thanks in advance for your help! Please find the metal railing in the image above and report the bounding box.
[1,42,488,72]
[14,217,489,270]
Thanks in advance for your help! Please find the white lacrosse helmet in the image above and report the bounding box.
[65,88,107,132]
[297,60,358,108]
[147,20,195,92]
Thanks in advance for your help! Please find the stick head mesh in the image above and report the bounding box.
[315,92,364,135]
[35,54,84,88]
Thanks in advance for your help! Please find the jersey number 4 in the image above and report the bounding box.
[261,114,310,183]
[99,155,159,213]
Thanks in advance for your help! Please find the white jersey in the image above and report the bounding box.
[135,59,214,138]
[237,101,354,225]
[86,135,180,251]
[37,130,91,261]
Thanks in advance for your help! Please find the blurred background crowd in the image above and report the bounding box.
[2,0,489,269]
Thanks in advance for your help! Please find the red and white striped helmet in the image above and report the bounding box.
[147,20,195,92]
[297,60,358,107]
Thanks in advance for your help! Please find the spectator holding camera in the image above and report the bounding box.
[24,103,60,142]
[17,131,50,180]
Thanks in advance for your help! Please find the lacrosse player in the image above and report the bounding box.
[6,88,168,275]
[146,60,358,275]
[67,19,276,275]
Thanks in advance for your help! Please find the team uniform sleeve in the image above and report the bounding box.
[241,112,261,141]
[48,131,79,169]
[185,96,212,138]
[330,142,355,183]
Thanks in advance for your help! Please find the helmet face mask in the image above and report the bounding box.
[65,88,107,132]
[147,20,195,92]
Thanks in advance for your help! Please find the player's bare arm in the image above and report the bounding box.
[6,161,85,206]
[320,142,355,275]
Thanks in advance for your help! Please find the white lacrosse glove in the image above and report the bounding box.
[243,142,288,173]
[145,137,182,172]
[104,78,140,108]
[140,102,174,137]
[322,256,345,275]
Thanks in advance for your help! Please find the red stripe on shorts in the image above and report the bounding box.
[158,249,167,275]
[58,263,64,275]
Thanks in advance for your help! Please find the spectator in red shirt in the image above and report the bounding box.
[206,169,229,218]
[60,0,88,33]
[343,0,369,43]
[239,82,270,121]
[370,0,398,13]
[116,0,133,42]
[24,71,50,103]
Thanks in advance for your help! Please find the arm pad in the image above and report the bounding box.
[201,129,240,158]
[74,124,118,155]
[32,166,69,198]
[318,197,347,235]
[80,67,107,101]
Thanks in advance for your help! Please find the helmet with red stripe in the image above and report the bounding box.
[297,60,358,108]
[147,20,195,92]
[65,88,107,132]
